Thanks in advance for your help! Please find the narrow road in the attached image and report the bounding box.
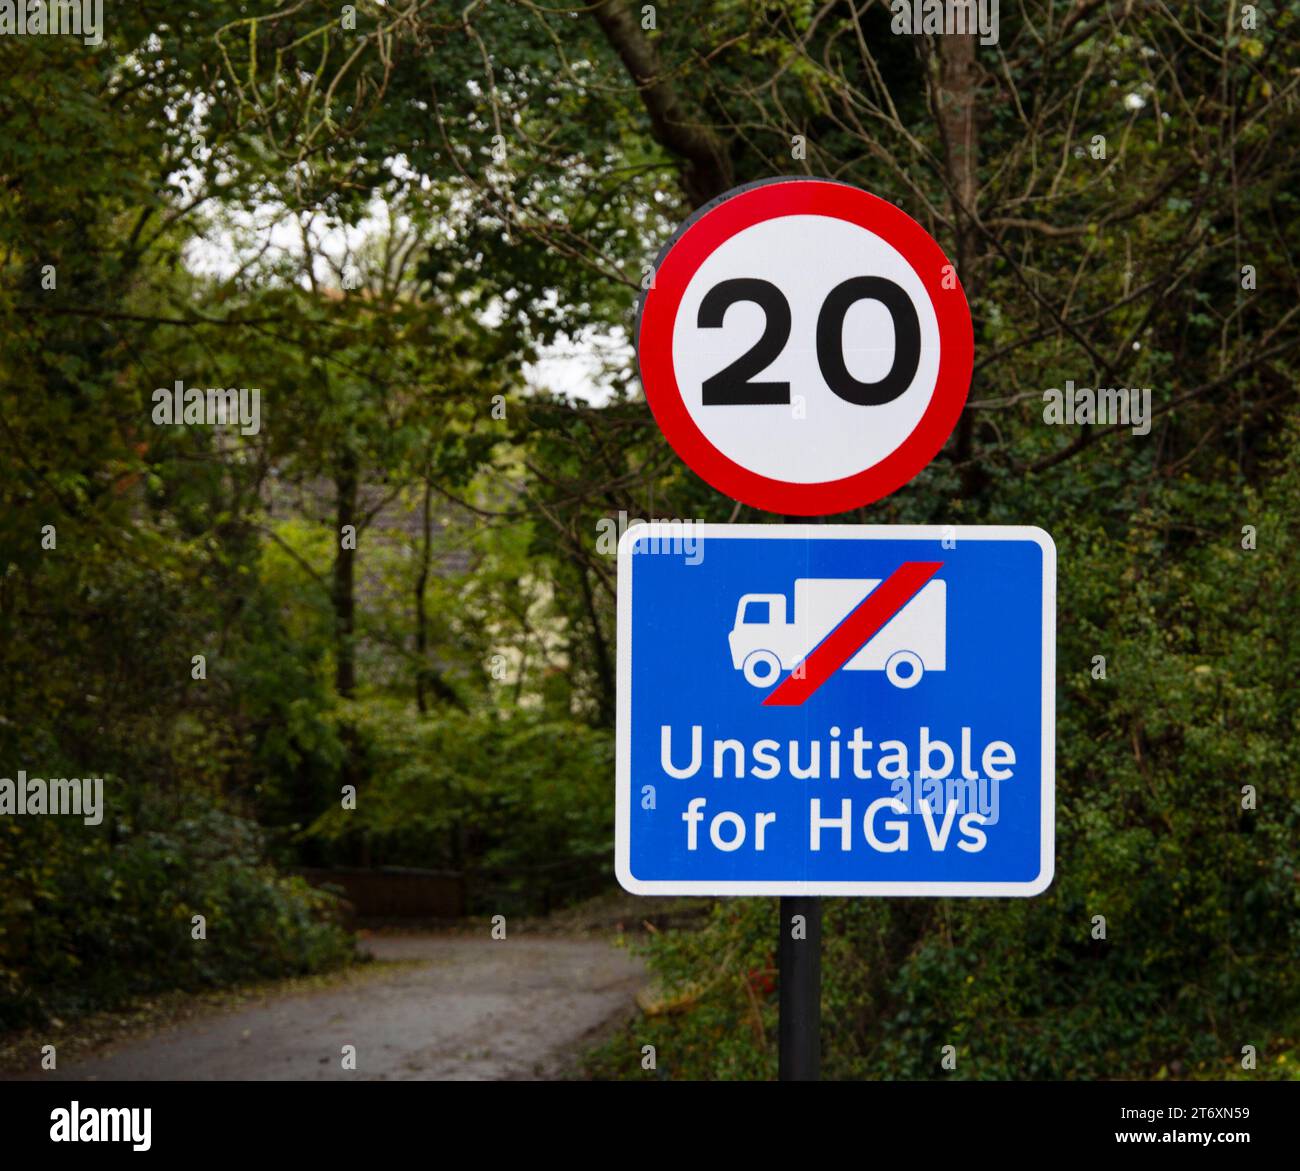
[54,934,643,1081]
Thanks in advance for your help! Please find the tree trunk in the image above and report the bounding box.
[332,446,359,699]
[414,474,433,713]
[592,0,732,208]
[577,563,615,726]
[935,33,985,498]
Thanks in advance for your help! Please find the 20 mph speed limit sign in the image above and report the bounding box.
[635,178,973,515]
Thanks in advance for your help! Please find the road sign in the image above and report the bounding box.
[615,524,1055,896]
[635,179,973,515]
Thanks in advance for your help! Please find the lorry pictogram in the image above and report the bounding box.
[728,576,946,690]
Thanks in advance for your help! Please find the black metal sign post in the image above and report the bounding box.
[778,894,821,1079]
[778,514,821,1081]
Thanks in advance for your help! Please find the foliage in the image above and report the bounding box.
[305,700,614,915]
[1,2,1298,1078]
[0,794,352,1031]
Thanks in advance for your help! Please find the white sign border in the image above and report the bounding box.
[615,523,1056,897]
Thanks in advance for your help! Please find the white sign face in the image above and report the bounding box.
[636,178,974,515]
[671,214,942,484]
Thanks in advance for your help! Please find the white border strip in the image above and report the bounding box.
[614,524,1056,897]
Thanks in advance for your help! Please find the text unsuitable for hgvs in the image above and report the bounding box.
[657,723,1015,854]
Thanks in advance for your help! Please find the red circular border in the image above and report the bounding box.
[636,180,972,515]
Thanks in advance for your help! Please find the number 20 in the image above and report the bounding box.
[697,277,921,407]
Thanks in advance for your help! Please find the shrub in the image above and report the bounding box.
[305,700,614,914]
[0,793,353,1030]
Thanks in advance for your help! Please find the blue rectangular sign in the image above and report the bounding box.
[615,524,1055,896]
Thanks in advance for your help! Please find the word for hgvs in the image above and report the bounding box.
[681,794,989,853]
[152,380,262,435]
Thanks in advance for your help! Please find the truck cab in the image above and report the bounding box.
[728,593,801,686]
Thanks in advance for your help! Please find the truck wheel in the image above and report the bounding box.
[885,650,923,689]
[742,650,781,688]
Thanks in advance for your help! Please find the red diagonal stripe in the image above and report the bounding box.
[762,561,943,707]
